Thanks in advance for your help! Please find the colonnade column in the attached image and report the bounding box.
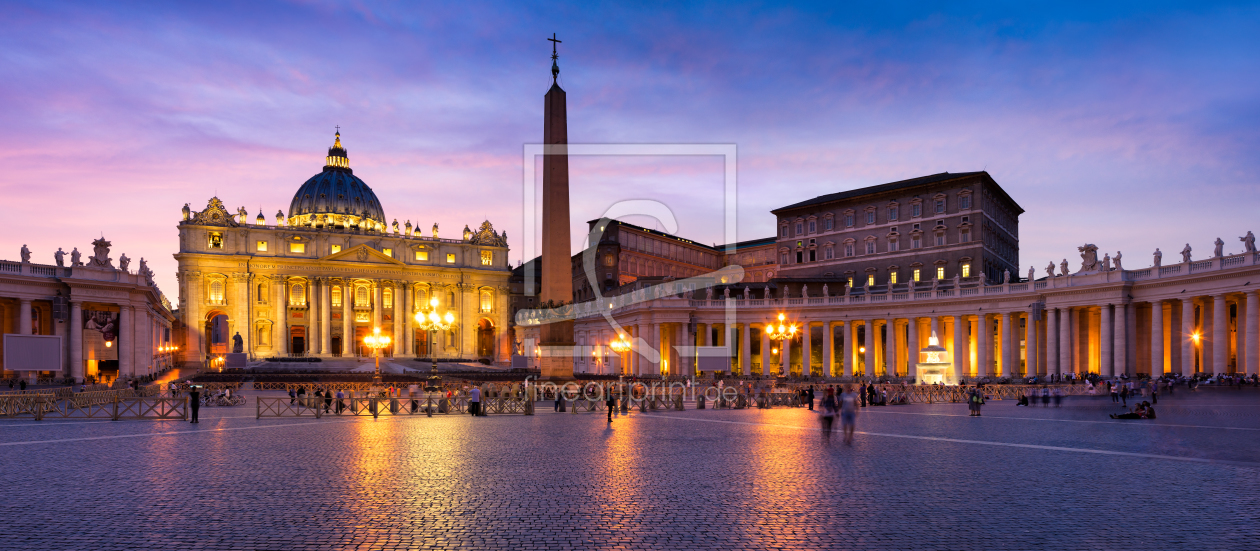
[1114,304,1128,377]
[1100,304,1113,377]
[759,323,771,377]
[863,319,874,377]
[906,317,918,378]
[780,327,791,377]
[18,299,31,335]
[885,317,896,377]
[1046,309,1059,377]
[70,301,83,382]
[119,305,131,377]
[341,281,352,357]
[740,323,752,376]
[1059,307,1072,375]
[999,312,1012,377]
[839,322,851,377]
[822,322,833,377]
[320,279,332,356]
[1248,291,1259,376]
[1180,299,1195,375]
[652,323,662,376]
[953,314,967,380]
[801,320,811,377]
[1212,294,1227,375]
[275,278,287,356]
[1152,300,1165,377]
[393,283,404,356]
[976,314,990,377]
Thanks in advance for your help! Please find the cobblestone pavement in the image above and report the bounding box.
[2,389,1259,550]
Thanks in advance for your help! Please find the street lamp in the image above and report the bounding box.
[609,333,631,375]
[363,327,391,386]
[414,297,456,390]
[764,312,797,377]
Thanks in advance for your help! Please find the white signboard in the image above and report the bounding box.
[3,334,63,371]
[696,346,732,372]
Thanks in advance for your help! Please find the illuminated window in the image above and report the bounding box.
[256,283,266,302]
[867,274,874,287]
[290,242,305,253]
[208,232,223,249]
[913,269,921,282]
[847,277,854,287]
[382,248,392,258]
[355,286,369,307]
[481,250,492,265]
[936,266,945,280]
[256,241,267,252]
[446,253,456,263]
[890,272,898,284]
[415,251,428,261]
[208,280,225,304]
[962,263,971,278]
[331,286,342,307]
[331,245,342,254]
[290,283,306,306]
[480,290,493,312]
[383,288,393,309]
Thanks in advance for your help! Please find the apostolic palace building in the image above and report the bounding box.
[173,132,513,366]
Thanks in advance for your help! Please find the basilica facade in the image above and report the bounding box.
[174,132,512,366]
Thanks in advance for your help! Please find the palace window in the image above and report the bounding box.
[865,211,875,225]
[809,250,816,262]
[935,199,945,214]
[331,286,342,307]
[808,220,816,233]
[355,286,369,307]
[912,236,922,249]
[290,283,307,307]
[913,269,921,282]
[847,277,854,288]
[383,288,393,309]
[446,253,456,264]
[290,242,305,254]
[796,251,803,263]
[780,252,789,264]
[256,241,267,252]
[331,245,342,254]
[889,206,898,221]
[844,243,854,257]
[962,263,971,278]
[780,226,787,237]
[844,213,854,227]
[480,290,493,312]
[382,248,392,258]
[415,251,428,261]
[481,250,492,265]
[960,229,970,242]
[935,234,945,246]
[960,195,971,209]
[208,280,225,304]
[256,283,266,303]
[824,247,834,260]
[890,272,898,284]
[867,274,875,287]
[795,222,803,235]
[889,238,899,252]
[912,204,921,217]
[208,232,223,250]
[936,266,945,280]
[865,240,876,254]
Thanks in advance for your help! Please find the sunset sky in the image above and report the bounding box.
[2,1,1258,299]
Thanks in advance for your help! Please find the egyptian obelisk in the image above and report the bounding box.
[539,34,575,378]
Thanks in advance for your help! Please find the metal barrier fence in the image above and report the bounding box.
[256,394,535,419]
[18,396,188,421]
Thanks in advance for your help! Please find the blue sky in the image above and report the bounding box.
[2,1,1258,296]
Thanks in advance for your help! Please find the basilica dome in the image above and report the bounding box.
[287,131,386,230]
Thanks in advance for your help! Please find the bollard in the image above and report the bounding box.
[675,395,684,411]
[698,395,706,409]
[370,397,379,418]
[256,397,261,420]
[620,397,628,414]
[639,398,647,413]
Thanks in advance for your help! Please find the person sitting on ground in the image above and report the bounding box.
[1111,402,1150,420]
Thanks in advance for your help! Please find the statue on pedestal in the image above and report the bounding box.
[953,273,961,288]
[723,288,730,299]
[1060,259,1069,276]
[1102,253,1111,271]
[908,277,916,291]
[764,284,772,299]
[930,277,939,291]
[1114,251,1123,271]
[432,223,439,239]
[1003,269,1010,284]
[1214,238,1225,258]
[182,203,191,221]
[706,287,714,300]
[743,287,750,300]
[1153,248,1162,267]
[1241,231,1256,253]
[54,248,65,267]
[237,207,248,224]
[139,258,154,286]
[801,284,808,298]
[392,219,399,234]
[232,332,244,354]
[71,247,82,266]
[20,244,30,263]
[1077,244,1100,272]
[822,284,829,297]
[978,271,986,286]
[119,254,130,272]
[1181,244,1192,264]
[1046,261,1055,277]
[89,237,113,268]
[1027,266,1035,281]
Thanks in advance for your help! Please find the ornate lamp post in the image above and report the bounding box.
[609,333,632,374]
[414,297,456,390]
[363,327,391,386]
[763,312,797,377]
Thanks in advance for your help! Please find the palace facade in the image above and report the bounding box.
[174,132,513,366]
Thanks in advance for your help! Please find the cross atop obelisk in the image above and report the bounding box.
[548,33,561,82]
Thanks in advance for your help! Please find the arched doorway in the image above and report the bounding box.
[476,319,495,359]
[205,311,229,356]
[291,326,306,356]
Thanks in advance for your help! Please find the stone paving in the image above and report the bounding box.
[1,388,1259,550]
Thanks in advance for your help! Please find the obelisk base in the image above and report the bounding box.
[538,344,575,379]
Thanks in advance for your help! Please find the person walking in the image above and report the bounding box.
[335,388,345,414]
[820,388,837,445]
[188,385,200,424]
[469,385,481,417]
[1111,383,1119,403]
[1120,385,1128,407]
[839,385,858,445]
[858,383,867,407]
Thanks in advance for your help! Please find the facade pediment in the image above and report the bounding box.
[320,244,405,265]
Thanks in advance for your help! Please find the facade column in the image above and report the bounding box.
[780,329,791,377]
[373,282,383,329]
[18,299,32,335]
[1025,311,1037,377]
[118,305,131,378]
[822,321,834,377]
[760,323,772,376]
[885,317,896,377]
[342,282,353,357]
[69,301,83,382]
[651,323,662,376]
[977,314,991,377]
[998,312,1012,377]
[321,279,332,356]
[841,322,853,377]
[863,319,875,377]
[393,283,404,356]
[1046,308,1059,377]
[906,317,919,377]
[1152,300,1166,377]
[1059,307,1072,376]
[1181,298,1196,375]
[953,314,967,381]
[801,320,811,377]
[274,278,285,356]
[1212,294,1227,375]
[740,323,752,376]
[1114,304,1128,377]
[1100,304,1113,377]
[1247,292,1260,376]
[401,282,412,357]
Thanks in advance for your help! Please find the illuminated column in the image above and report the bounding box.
[977,314,991,377]
[999,312,1013,377]
[373,282,383,329]
[119,305,131,377]
[822,321,833,377]
[1212,294,1227,375]
[1059,307,1072,375]
[740,323,752,376]
[393,283,404,356]
[308,278,320,355]
[1180,298,1195,375]
[801,320,811,377]
[1248,292,1259,376]
[1100,304,1113,377]
[863,319,875,377]
[342,282,353,357]
[401,282,412,357]
[321,279,332,356]
[1114,304,1127,377]
[70,301,83,382]
[884,317,896,377]
[1152,300,1166,377]
[761,323,773,376]
[780,329,791,377]
[18,299,31,335]
[652,322,662,375]
[906,317,919,377]
[953,314,968,380]
[275,278,287,356]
